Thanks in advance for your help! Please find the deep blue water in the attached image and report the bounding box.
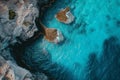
[22,0,120,80]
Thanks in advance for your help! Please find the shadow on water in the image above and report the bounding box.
[10,37,75,80]
[85,53,99,80]
[86,36,120,80]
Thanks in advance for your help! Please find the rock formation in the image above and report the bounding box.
[0,0,64,79]
[38,21,64,43]
[55,7,74,24]
[0,0,39,54]
[0,56,32,80]
[0,0,50,80]
[44,28,64,43]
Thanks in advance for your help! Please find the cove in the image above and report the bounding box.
[22,0,120,80]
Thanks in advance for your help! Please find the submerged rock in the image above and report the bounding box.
[55,7,74,24]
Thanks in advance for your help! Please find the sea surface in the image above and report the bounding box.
[22,0,120,80]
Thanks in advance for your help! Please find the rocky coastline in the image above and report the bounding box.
[0,0,56,80]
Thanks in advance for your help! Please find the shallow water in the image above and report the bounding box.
[23,0,120,80]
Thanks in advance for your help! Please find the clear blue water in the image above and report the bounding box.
[23,0,120,80]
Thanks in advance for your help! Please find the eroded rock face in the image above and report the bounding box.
[0,56,9,80]
[0,0,38,50]
[0,55,48,80]
[7,61,32,80]
[0,55,49,80]
[0,56,32,80]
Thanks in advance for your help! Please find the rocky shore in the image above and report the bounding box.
[0,0,56,80]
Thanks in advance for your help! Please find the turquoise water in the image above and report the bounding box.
[23,0,120,80]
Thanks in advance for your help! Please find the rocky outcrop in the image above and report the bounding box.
[0,0,38,79]
[44,28,64,43]
[55,7,74,24]
[37,21,64,43]
[0,55,31,80]
[0,0,38,50]
[0,55,48,80]
[0,0,66,79]
[0,55,49,80]
[0,0,50,80]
